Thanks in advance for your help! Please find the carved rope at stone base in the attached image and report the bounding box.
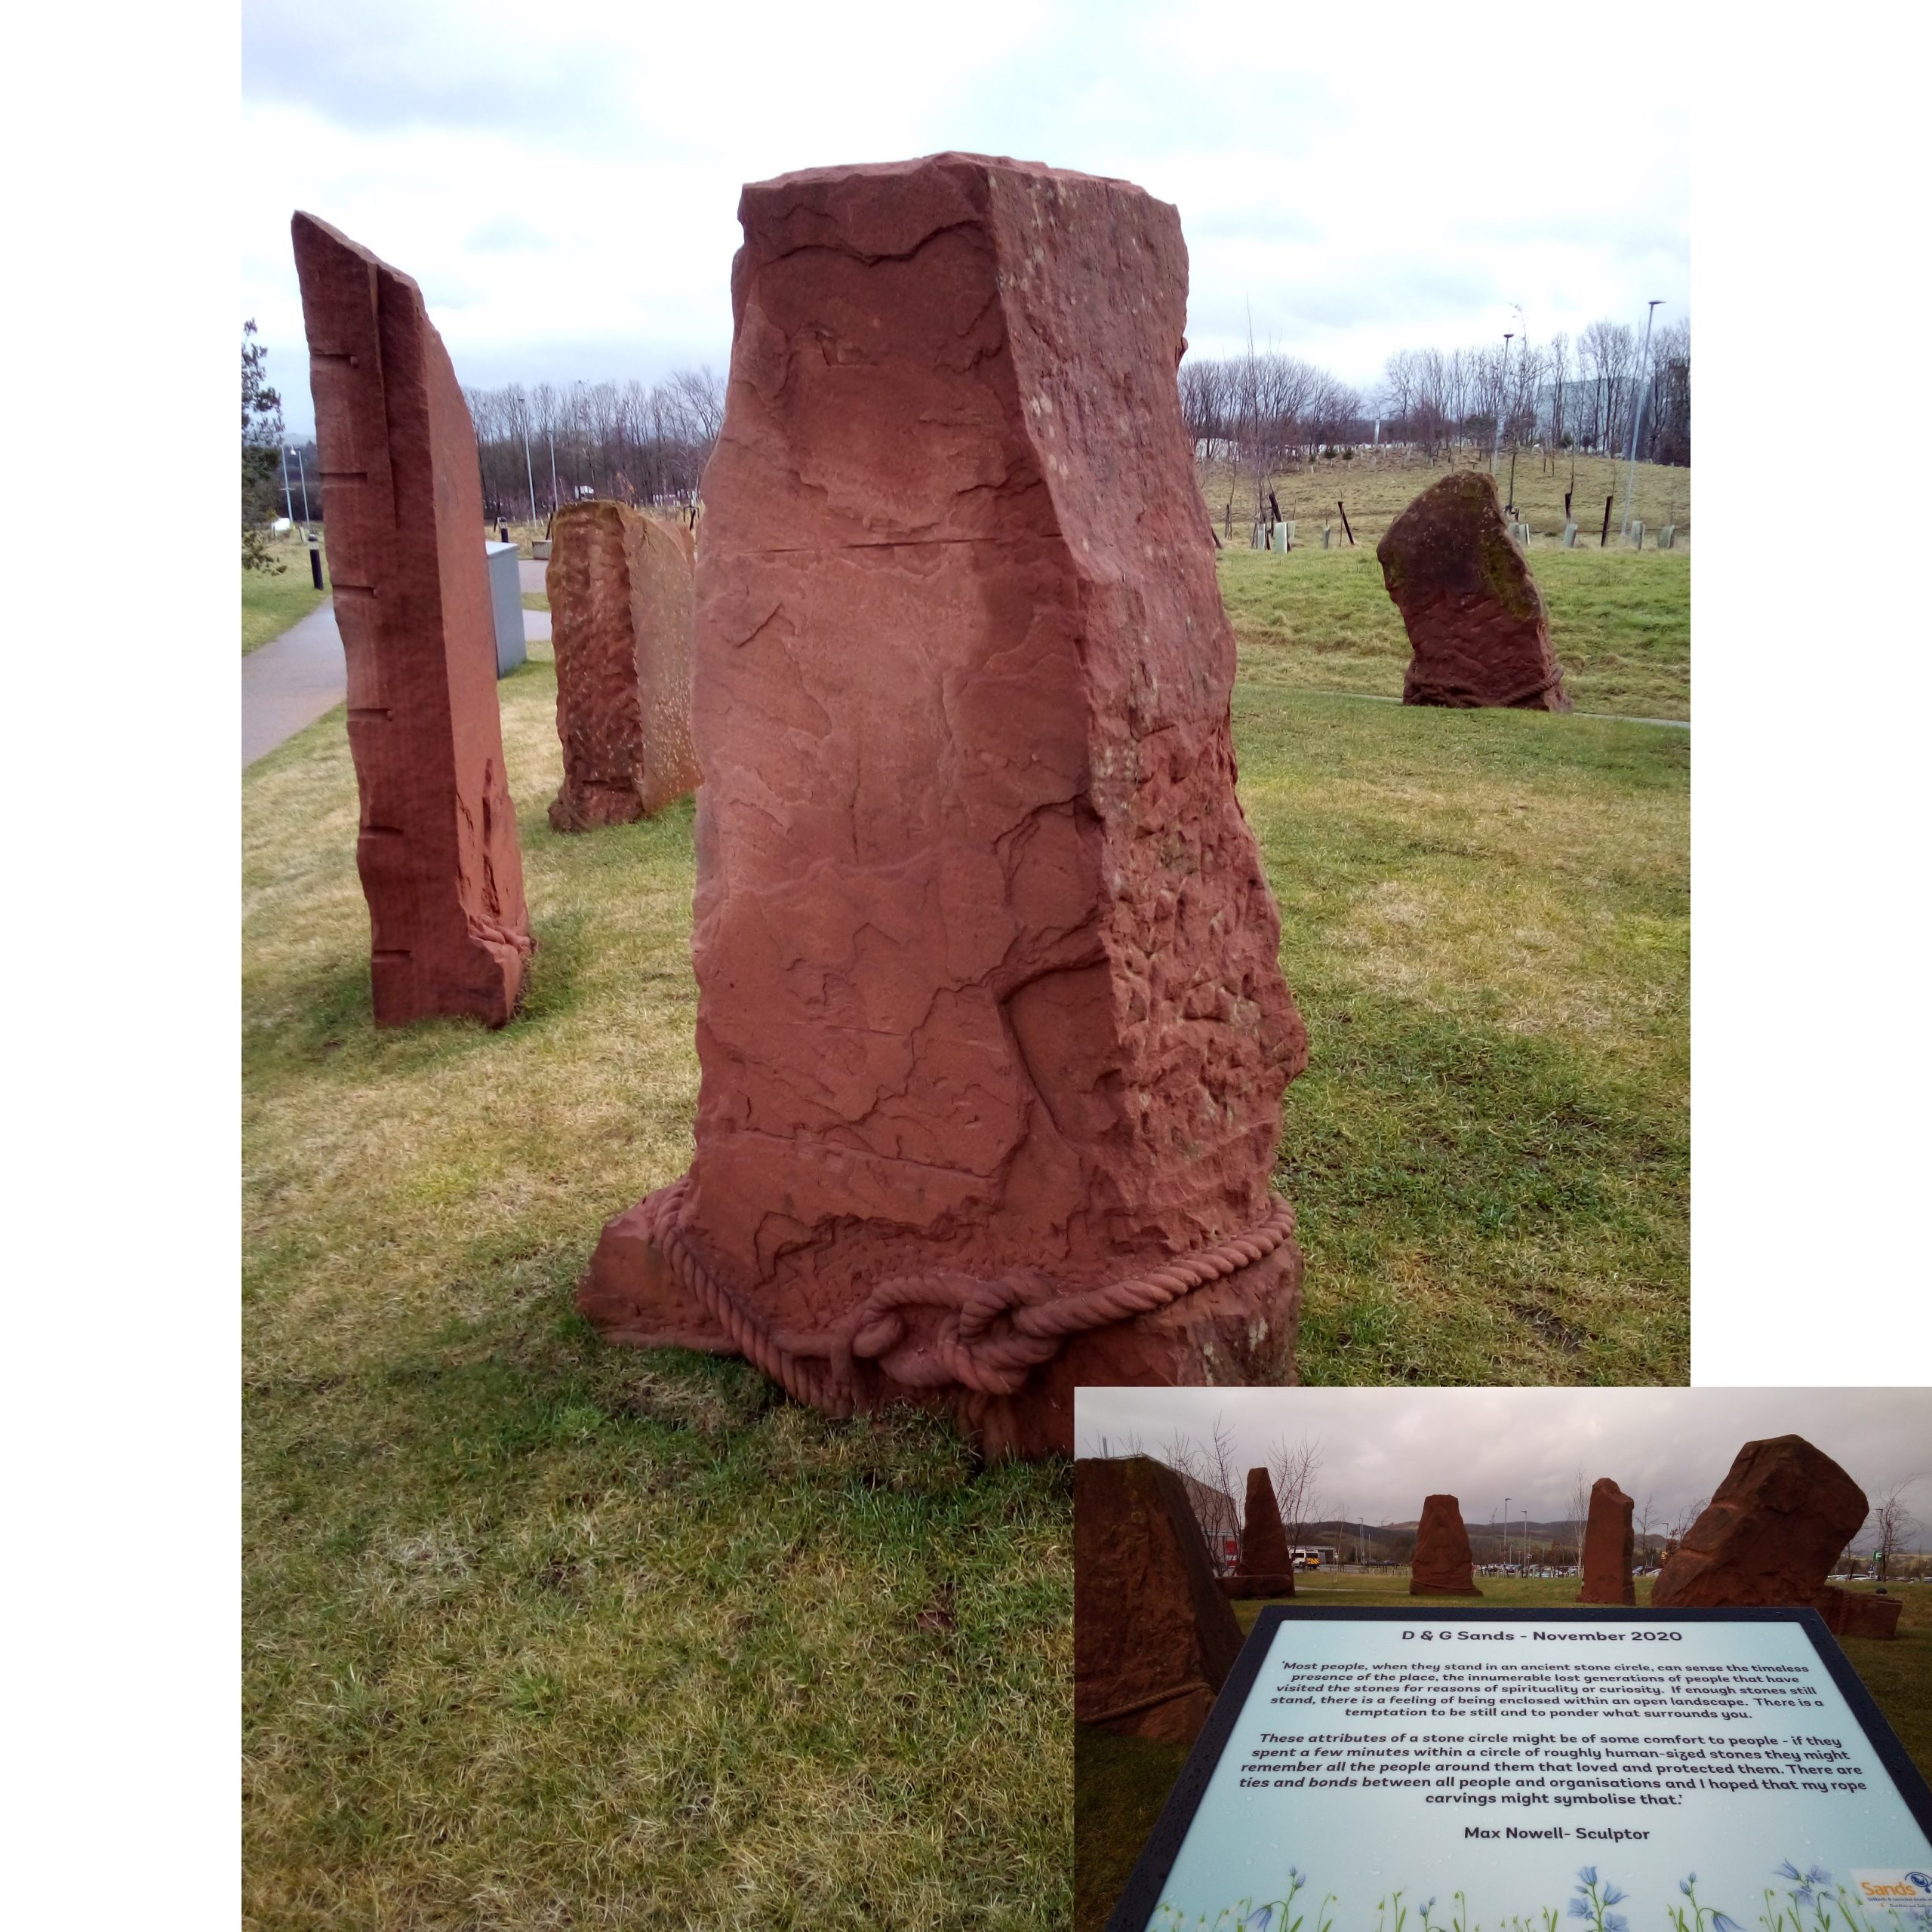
[1078,1678,1220,1729]
[638,1178,1295,1411]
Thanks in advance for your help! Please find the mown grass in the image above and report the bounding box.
[1221,546,1690,721]
[243,536,330,654]
[1076,1574,1931,1932]
[245,622,1684,1918]
[1251,693,1687,1383]
[245,642,1072,1929]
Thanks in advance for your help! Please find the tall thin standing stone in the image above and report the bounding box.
[546,500,700,832]
[1578,1476,1636,1604]
[291,213,532,1026]
[577,154,1309,1457]
[1221,1466,1297,1598]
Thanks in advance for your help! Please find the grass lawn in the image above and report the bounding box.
[1251,693,1687,1384]
[244,589,1685,1915]
[1075,1574,1932,1932]
[1222,546,1690,721]
[244,537,330,654]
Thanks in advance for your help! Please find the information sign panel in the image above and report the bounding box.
[1106,1607,1932,1932]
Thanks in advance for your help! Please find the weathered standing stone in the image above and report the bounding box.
[1653,1435,1868,1608]
[1377,471,1571,711]
[1579,1477,1636,1605]
[291,213,533,1027]
[546,500,700,831]
[1075,1457,1244,1746]
[577,154,1309,1458]
[1221,1466,1296,1598]
[1411,1494,1481,1595]
[1811,1586,1903,1640]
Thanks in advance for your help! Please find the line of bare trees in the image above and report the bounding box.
[1374,316,1690,466]
[462,368,726,525]
[1177,315,1690,509]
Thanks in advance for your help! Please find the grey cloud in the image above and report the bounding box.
[243,1,633,142]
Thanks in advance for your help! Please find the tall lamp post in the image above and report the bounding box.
[1491,335,1512,474]
[1620,299,1663,536]
[289,443,312,525]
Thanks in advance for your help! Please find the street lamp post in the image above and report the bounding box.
[278,443,295,523]
[1621,300,1664,536]
[291,444,312,525]
[1491,335,1512,475]
[519,392,538,528]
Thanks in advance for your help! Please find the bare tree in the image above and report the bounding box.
[1666,1494,1709,1548]
[1568,1467,1592,1573]
[1863,1478,1921,1583]
[1158,1416,1244,1571]
[1267,1435,1326,1556]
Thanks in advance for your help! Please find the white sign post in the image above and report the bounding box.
[1106,1607,1932,1932]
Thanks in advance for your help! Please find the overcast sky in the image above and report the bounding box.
[242,1,1690,439]
[1074,1389,1930,1536]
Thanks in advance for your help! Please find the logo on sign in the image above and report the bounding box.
[1854,1872,1932,1906]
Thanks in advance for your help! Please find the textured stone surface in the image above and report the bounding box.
[1379,471,1571,711]
[577,153,1308,1456]
[546,501,700,831]
[1221,1466,1296,1598]
[1579,1477,1636,1605]
[1653,1436,1868,1609]
[1411,1494,1481,1595]
[1075,1457,1244,1746]
[291,213,532,1026]
[1812,1586,1903,1641]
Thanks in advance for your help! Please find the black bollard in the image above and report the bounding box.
[499,522,510,544]
[309,544,323,590]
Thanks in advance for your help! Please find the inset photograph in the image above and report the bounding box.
[1075,1389,1931,1932]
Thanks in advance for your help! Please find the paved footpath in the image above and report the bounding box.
[243,595,551,768]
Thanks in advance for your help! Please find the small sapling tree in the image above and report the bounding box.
[242,319,287,573]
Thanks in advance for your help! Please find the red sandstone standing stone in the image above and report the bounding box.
[1578,1476,1636,1606]
[1652,1435,1868,1609]
[1221,1466,1297,1598]
[291,213,532,1027]
[1811,1586,1903,1641]
[1377,472,1570,712]
[547,501,700,832]
[1075,1457,1244,1747]
[576,155,1309,1457]
[1411,1494,1481,1595]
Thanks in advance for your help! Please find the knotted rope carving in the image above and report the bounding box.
[635,1177,1295,1411]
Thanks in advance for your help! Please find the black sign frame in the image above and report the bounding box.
[1102,1604,1932,1932]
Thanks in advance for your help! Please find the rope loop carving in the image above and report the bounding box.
[637,1179,1295,1411]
